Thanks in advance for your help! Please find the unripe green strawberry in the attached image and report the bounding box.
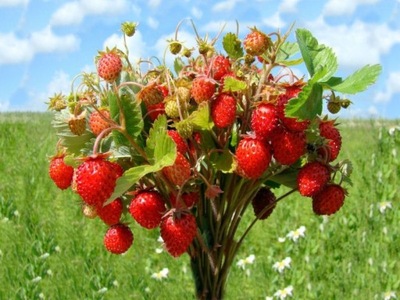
[75,155,122,207]
[243,28,271,56]
[121,21,137,37]
[68,111,87,136]
[103,223,133,254]
[97,198,123,226]
[312,184,346,215]
[297,161,330,197]
[89,109,112,136]
[176,86,191,104]
[47,93,66,111]
[270,126,306,165]
[49,155,74,190]
[211,93,236,129]
[251,103,279,140]
[169,40,183,55]
[236,137,272,179]
[129,190,166,229]
[162,152,191,186]
[191,77,216,104]
[251,187,276,220]
[137,83,164,106]
[175,119,193,139]
[327,100,341,114]
[319,120,342,161]
[160,212,197,257]
[97,49,122,82]
[164,98,180,118]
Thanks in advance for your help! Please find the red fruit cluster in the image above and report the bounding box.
[191,77,216,104]
[103,224,133,254]
[162,152,191,186]
[129,190,166,229]
[97,51,122,82]
[49,155,74,190]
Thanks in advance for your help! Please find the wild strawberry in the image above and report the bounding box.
[103,223,133,254]
[170,191,199,209]
[157,84,169,97]
[89,109,112,136]
[168,130,188,154]
[164,98,180,119]
[49,155,74,190]
[312,184,346,215]
[97,198,123,226]
[251,187,276,220]
[160,212,197,257]
[68,111,87,136]
[243,28,271,56]
[250,103,279,140]
[129,191,166,229]
[162,152,191,186]
[191,76,216,104]
[211,93,236,129]
[236,137,272,179]
[75,156,121,207]
[270,126,306,165]
[297,161,330,197]
[276,94,310,132]
[319,120,342,161]
[211,55,231,81]
[147,102,165,121]
[97,49,122,82]
[137,83,164,106]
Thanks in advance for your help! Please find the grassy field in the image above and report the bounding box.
[0,113,399,300]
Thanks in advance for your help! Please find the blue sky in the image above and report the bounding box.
[1,0,400,118]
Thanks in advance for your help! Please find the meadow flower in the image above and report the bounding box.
[286,226,306,242]
[155,248,163,254]
[32,276,42,283]
[40,252,50,260]
[378,201,392,214]
[278,237,286,243]
[113,280,119,287]
[97,287,108,294]
[383,291,397,300]
[13,210,20,217]
[273,257,292,273]
[54,245,61,253]
[46,269,53,276]
[151,268,169,280]
[274,285,293,299]
[388,126,400,136]
[265,296,273,300]
[236,254,255,270]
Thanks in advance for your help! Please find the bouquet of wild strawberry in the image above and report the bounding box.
[47,21,380,299]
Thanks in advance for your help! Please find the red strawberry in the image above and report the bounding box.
[89,109,112,136]
[251,187,276,220]
[250,103,279,140]
[146,102,165,122]
[297,161,330,197]
[211,93,236,129]
[319,120,342,161]
[191,76,216,104]
[97,49,122,82]
[75,156,121,207]
[49,155,74,190]
[270,126,306,165]
[211,55,231,81]
[312,184,346,215]
[129,190,166,229]
[103,223,133,254]
[137,83,164,106]
[236,137,272,179]
[243,28,271,56]
[162,152,191,186]
[97,198,123,226]
[276,94,310,132]
[160,212,197,257]
[157,84,169,97]
[170,191,199,209]
[168,130,188,154]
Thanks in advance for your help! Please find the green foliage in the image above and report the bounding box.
[222,76,247,93]
[222,32,244,59]
[275,41,303,65]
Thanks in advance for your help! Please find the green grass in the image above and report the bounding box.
[0,113,399,299]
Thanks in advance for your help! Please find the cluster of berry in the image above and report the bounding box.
[48,23,353,258]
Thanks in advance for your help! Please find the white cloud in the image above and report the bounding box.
[191,7,203,19]
[323,0,381,17]
[148,0,161,8]
[279,0,301,13]
[374,71,400,103]
[0,27,79,65]
[50,0,129,26]
[0,0,28,7]
[212,0,239,12]
[305,18,400,68]
[147,17,159,29]
[263,12,287,29]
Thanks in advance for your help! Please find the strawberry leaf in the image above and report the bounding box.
[284,81,323,120]
[210,149,235,173]
[188,102,212,131]
[275,41,300,64]
[222,77,247,93]
[222,32,244,59]
[324,64,382,94]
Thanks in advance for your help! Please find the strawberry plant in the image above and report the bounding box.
[47,20,381,299]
